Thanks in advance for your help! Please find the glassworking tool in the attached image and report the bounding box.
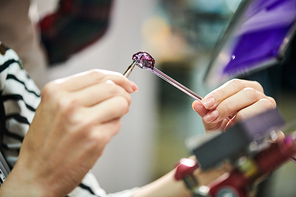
[123,59,138,78]
[131,51,203,102]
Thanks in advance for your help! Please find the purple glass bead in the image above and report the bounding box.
[132,51,155,70]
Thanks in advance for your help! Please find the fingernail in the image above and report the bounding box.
[204,110,219,123]
[192,100,199,111]
[129,81,138,92]
[202,97,215,109]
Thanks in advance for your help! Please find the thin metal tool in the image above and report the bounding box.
[151,68,203,102]
[123,60,138,78]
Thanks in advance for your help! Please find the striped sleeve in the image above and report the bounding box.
[68,172,138,197]
[0,46,40,167]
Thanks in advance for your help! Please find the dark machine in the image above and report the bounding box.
[175,108,296,197]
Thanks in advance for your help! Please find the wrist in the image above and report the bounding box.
[175,158,205,196]
[0,167,45,197]
[174,158,233,197]
[0,158,64,197]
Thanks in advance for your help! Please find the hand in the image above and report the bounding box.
[0,69,138,197]
[192,79,276,132]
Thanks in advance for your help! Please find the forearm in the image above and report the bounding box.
[133,158,230,197]
[0,167,47,197]
[133,169,191,197]
[0,170,189,197]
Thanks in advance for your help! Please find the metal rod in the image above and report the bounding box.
[123,60,137,78]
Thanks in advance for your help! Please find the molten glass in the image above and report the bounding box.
[132,51,155,70]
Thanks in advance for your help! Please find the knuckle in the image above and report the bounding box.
[58,96,77,112]
[105,81,131,101]
[41,81,60,100]
[267,96,277,107]
[214,88,224,99]
[222,99,233,113]
[111,96,129,116]
[258,98,276,109]
[87,69,105,83]
[92,131,106,144]
[113,120,122,132]
[125,94,132,105]
[229,79,245,90]
[105,81,120,94]
[56,96,81,123]
[65,113,94,138]
[90,123,121,148]
[74,120,123,153]
[84,134,104,152]
[235,98,276,122]
[42,83,88,128]
[235,112,247,122]
[243,88,259,100]
[251,80,264,92]
[114,96,129,113]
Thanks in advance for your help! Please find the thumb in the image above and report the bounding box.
[192,100,208,117]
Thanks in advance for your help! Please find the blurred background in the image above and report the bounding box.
[31,0,296,196]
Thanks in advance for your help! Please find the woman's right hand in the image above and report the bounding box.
[0,69,138,197]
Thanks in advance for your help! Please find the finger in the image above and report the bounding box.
[71,80,132,107]
[54,69,136,93]
[192,100,208,117]
[93,118,122,146]
[203,119,229,132]
[128,80,138,92]
[211,88,276,122]
[192,101,228,132]
[82,118,122,155]
[233,98,276,122]
[275,131,285,142]
[202,79,264,110]
[88,96,130,123]
[65,119,122,172]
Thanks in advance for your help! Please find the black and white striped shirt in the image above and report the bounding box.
[0,43,137,196]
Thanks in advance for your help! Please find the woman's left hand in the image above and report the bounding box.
[192,79,276,132]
